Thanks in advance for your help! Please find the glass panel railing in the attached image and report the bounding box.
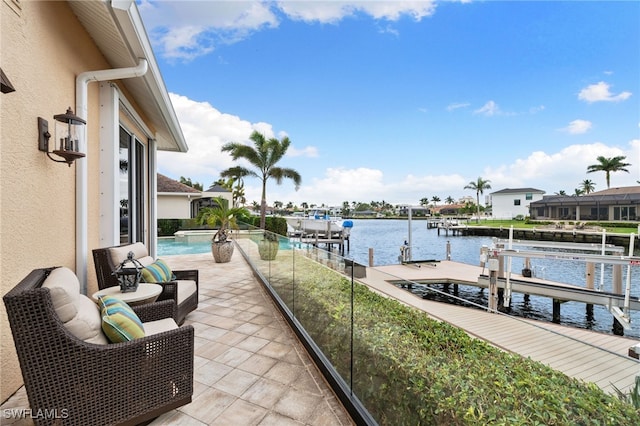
[234,221,637,425]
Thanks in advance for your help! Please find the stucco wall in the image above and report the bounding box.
[158,195,194,219]
[0,0,109,402]
[492,193,544,219]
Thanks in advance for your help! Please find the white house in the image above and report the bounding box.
[157,173,202,219]
[490,188,545,219]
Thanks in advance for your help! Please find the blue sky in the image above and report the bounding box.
[140,0,640,207]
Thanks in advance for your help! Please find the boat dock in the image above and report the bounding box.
[289,230,350,255]
[358,260,640,394]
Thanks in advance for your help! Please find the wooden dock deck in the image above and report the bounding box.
[361,261,640,394]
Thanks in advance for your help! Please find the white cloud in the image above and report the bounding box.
[482,142,639,194]
[157,93,272,188]
[288,146,319,157]
[139,1,437,60]
[473,100,500,116]
[560,119,593,135]
[139,0,279,60]
[578,81,632,103]
[277,1,437,24]
[160,93,639,206]
[529,105,545,114]
[446,102,470,112]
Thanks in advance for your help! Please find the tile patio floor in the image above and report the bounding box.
[0,251,354,426]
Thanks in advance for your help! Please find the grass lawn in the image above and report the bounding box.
[464,218,639,234]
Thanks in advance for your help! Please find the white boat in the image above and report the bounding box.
[285,209,353,237]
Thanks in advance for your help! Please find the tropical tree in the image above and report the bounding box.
[179,176,203,191]
[342,201,351,216]
[573,188,585,196]
[431,196,441,206]
[555,190,567,196]
[586,155,631,188]
[197,196,248,243]
[579,179,596,194]
[445,196,455,205]
[420,197,430,208]
[221,131,301,229]
[464,177,491,223]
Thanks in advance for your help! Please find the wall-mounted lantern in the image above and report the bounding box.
[38,107,86,166]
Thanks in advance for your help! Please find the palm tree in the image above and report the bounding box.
[464,177,491,223]
[586,155,631,188]
[431,196,441,206]
[419,197,429,208]
[221,131,301,229]
[197,197,248,243]
[579,179,596,194]
[445,196,455,205]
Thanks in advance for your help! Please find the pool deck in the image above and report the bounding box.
[0,252,353,426]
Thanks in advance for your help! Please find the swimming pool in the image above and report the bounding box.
[157,237,295,256]
[157,238,211,256]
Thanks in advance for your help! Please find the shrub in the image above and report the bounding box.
[276,255,640,425]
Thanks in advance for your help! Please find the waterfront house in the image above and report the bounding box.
[1,0,187,402]
[197,183,233,213]
[529,186,640,222]
[157,173,202,219]
[490,187,546,219]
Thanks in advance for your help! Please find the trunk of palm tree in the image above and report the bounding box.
[260,178,267,229]
[476,192,481,223]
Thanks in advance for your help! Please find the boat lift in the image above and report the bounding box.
[492,226,638,330]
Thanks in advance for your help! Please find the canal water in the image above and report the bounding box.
[345,219,640,339]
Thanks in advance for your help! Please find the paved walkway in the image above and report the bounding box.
[0,252,354,426]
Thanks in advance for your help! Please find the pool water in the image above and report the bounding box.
[157,237,294,256]
[158,238,211,256]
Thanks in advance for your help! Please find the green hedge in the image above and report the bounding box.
[273,255,639,425]
[245,216,288,235]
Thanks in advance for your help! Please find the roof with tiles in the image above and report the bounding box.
[157,174,201,194]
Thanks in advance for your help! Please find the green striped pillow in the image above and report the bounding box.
[140,259,174,283]
[98,296,145,343]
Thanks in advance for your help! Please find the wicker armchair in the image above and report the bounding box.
[93,243,198,325]
[3,267,194,426]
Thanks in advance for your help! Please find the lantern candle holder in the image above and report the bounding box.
[113,251,143,293]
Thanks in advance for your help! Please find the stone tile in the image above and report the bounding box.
[254,325,286,341]
[237,353,278,376]
[259,341,294,360]
[197,325,228,341]
[240,377,288,410]
[195,340,228,360]
[214,346,254,368]
[235,335,270,353]
[216,330,249,346]
[264,362,303,386]
[273,388,323,423]
[179,388,236,425]
[233,322,263,336]
[194,359,233,387]
[306,403,348,426]
[150,409,206,425]
[213,368,259,397]
[291,369,324,396]
[210,399,267,426]
[258,411,305,426]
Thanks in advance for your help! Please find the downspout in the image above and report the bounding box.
[75,58,148,294]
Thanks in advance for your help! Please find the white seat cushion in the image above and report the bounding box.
[175,280,197,304]
[42,267,108,345]
[108,242,153,267]
[143,318,179,336]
